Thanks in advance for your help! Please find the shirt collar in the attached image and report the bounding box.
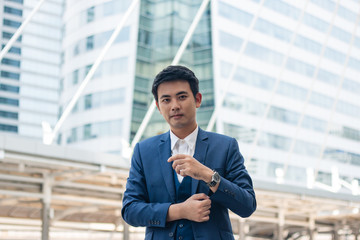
[170,126,199,151]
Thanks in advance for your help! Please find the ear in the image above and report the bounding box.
[195,92,202,108]
[155,101,161,112]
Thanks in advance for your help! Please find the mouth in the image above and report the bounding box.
[171,114,184,119]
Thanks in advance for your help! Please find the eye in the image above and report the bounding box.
[179,95,187,100]
[162,98,170,103]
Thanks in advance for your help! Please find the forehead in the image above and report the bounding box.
[157,80,191,95]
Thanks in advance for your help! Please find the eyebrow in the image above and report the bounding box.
[159,91,189,99]
[176,91,188,96]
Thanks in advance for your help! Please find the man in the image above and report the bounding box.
[122,65,256,239]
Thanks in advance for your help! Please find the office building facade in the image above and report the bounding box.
[212,0,360,193]
[2,0,360,195]
[0,0,63,139]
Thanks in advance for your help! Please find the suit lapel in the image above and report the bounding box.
[158,132,176,202]
[192,128,208,194]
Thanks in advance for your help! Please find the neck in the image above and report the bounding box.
[171,124,197,139]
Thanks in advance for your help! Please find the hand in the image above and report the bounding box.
[181,193,211,222]
[168,154,213,182]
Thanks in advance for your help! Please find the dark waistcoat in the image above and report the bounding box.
[174,173,195,240]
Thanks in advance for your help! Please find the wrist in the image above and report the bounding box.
[167,203,183,222]
[203,168,214,183]
[206,170,221,188]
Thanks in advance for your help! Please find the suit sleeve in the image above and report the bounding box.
[121,143,171,227]
[210,138,257,217]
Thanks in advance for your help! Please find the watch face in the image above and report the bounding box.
[213,172,220,182]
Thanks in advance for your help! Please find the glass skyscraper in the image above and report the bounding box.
[0,0,63,139]
[131,0,214,141]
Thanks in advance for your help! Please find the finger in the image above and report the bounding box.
[191,193,209,200]
[200,201,211,209]
[172,160,184,170]
[179,169,187,176]
[167,154,188,162]
[202,209,210,216]
[175,165,185,175]
[201,215,210,222]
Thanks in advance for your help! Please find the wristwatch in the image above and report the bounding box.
[207,171,220,187]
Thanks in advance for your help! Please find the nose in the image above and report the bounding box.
[171,99,180,111]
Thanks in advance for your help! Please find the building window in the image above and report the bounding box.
[317,69,339,86]
[65,120,122,143]
[84,94,92,109]
[87,6,95,22]
[268,106,300,125]
[255,18,293,42]
[324,47,346,64]
[245,42,284,66]
[2,32,22,42]
[83,124,93,139]
[233,66,276,90]
[294,140,321,157]
[0,123,18,132]
[310,92,334,109]
[324,148,360,166]
[338,5,357,22]
[73,44,80,56]
[219,31,243,51]
[315,171,332,186]
[277,81,307,101]
[218,1,253,27]
[303,13,329,33]
[3,19,21,28]
[343,78,360,95]
[1,45,21,54]
[72,69,79,84]
[0,110,18,119]
[258,133,291,151]
[67,128,78,143]
[5,0,24,4]
[84,64,92,77]
[336,101,360,118]
[310,0,335,12]
[0,71,20,80]
[302,116,326,132]
[286,57,315,77]
[331,26,352,43]
[86,35,94,50]
[348,57,360,73]
[0,83,19,93]
[1,58,20,67]
[294,35,322,54]
[223,123,256,144]
[264,0,301,20]
[4,6,23,16]
[0,97,19,106]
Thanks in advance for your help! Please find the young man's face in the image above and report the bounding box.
[156,80,202,136]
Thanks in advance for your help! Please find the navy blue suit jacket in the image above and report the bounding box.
[122,128,256,240]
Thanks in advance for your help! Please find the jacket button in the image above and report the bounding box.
[169,232,174,237]
[179,224,183,228]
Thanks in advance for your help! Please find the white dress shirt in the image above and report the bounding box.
[170,126,199,183]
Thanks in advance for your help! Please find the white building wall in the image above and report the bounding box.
[211,0,360,194]
[60,0,139,154]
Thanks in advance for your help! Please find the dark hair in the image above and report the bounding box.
[152,65,199,102]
